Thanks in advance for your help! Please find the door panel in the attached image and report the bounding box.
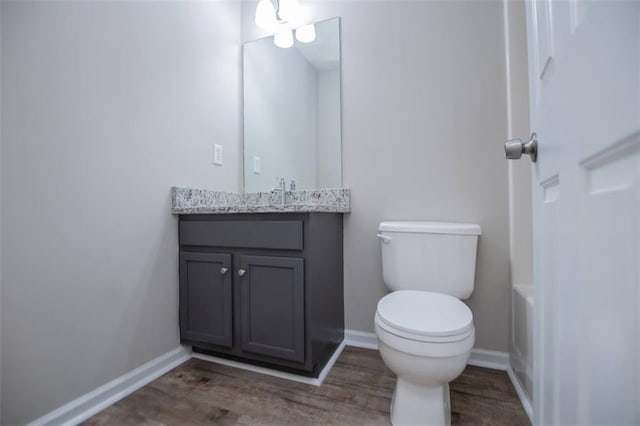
[526,0,640,424]
[536,175,561,424]
[238,255,304,362]
[180,251,233,347]
[578,139,639,424]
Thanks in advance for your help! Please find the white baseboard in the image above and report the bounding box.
[25,332,530,426]
[27,346,191,426]
[507,367,533,423]
[193,340,346,387]
[467,349,533,422]
[26,340,348,426]
[467,348,510,371]
[344,329,378,349]
[317,340,347,384]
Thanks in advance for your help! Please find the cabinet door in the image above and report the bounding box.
[180,251,232,347]
[238,255,304,362]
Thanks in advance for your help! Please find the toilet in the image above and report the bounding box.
[375,221,481,426]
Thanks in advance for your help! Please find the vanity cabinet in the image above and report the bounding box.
[238,255,305,362]
[179,252,232,348]
[178,213,344,377]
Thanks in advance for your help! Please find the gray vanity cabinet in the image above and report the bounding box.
[239,255,305,362]
[178,213,344,377]
[179,252,233,348]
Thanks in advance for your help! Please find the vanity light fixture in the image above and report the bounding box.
[274,30,294,48]
[255,0,278,31]
[277,0,300,22]
[255,0,295,30]
[255,0,314,48]
[295,23,316,43]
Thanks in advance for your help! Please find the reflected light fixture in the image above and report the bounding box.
[277,0,300,22]
[274,30,294,48]
[255,0,277,30]
[295,23,315,43]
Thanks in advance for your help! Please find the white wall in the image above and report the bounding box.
[244,38,319,192]
[242,0,512,352]
[0,2,241,423]
[317,69,342,188]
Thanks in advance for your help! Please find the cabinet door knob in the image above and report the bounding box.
[238,269,246,277]
[220,267,228,275]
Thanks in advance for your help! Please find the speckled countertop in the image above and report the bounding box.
[171,187,350,214]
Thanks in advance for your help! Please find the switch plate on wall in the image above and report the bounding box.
[213,144,223,166]
[253,156,261,174]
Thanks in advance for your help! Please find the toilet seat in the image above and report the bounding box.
[376,290,473,343]
[375,314,474,358]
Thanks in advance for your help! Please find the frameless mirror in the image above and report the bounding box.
[243,17,342,193]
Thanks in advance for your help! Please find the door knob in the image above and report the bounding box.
[238,269,246,277]
[220,267,228,275]
[505,132,537,162]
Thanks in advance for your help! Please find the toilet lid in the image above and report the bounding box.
[376,290,473,338]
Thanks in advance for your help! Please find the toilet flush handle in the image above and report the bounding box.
[376,234,392,244]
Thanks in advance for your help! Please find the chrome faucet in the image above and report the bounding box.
[271,177,286,205]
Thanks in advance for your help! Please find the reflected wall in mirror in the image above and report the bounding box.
[243,18,342,193]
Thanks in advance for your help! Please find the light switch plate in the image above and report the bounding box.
[253,156,261,174]
[213,144,223,166]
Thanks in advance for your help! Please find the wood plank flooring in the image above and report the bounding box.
[84,347,529,426]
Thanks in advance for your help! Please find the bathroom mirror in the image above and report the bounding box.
[243,17,342,193]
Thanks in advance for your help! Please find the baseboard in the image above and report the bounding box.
[193,340,346,387]
[25,332,527,425]
[317,340,347,384]
[507,367,533,423]
[344,329,378,349]
[467,348,510,371]
[27,340,347,425]
[27,346,191,426]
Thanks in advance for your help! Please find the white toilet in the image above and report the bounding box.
[375,221,481,426]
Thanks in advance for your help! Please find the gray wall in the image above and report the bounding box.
[0,1,521,422]
[0,2,241,423]
[242,0,511,352]
[506,0,534,288]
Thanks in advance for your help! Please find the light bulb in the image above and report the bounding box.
[255,0,277,30]
[274,30,294,48]
[295,24,316,43]
[278,0,300,22]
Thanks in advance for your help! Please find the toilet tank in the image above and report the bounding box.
[378,221,481,299]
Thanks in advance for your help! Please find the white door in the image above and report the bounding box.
[522,1,640,425]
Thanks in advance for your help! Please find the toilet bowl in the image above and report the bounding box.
[375,290,474,426]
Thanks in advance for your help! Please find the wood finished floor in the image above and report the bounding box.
[84,347,529,426]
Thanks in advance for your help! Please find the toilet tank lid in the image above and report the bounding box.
[379,221,482,235]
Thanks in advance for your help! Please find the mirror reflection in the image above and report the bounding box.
[243,17,342,193]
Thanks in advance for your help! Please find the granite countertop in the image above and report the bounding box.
[171,187,351,214]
